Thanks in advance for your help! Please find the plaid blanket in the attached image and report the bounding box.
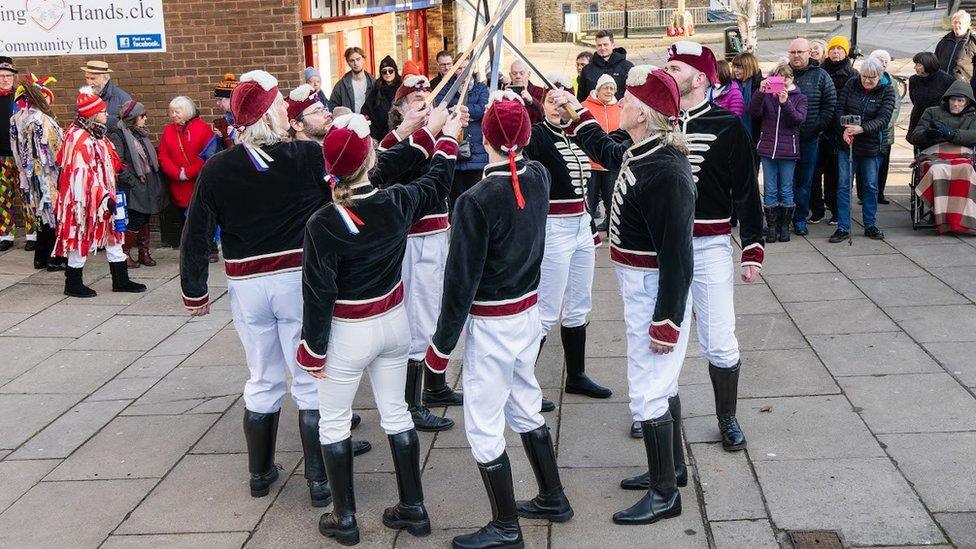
[916,144,976,235]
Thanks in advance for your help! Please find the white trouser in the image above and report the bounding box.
[616,266,694,422]
[538,214,595,334]
[316,305,414,444]
[402,232,448,360]
[691,235,740,369]
[227,270,318,414]
[67,244,125,268]
[463,307,546,463]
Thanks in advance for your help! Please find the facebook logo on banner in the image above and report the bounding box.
[117,34,163,50]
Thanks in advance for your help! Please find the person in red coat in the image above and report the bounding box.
[158,96,217,258]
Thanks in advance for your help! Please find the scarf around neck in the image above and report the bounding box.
[117,119,159,181]
[75,114,106,139]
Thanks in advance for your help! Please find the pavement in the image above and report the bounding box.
[1,7,975,549]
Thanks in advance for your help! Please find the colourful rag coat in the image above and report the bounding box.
[11,108,63,228]
[54,123,122,258]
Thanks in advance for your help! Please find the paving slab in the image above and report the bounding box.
[0,336,72,379]
[880,227,961,248]
[783,299,898,335]
[0,273,27,291]
[879,433,976,513]
[0,479,155,549]
[67,315,187,351]
[0,459,59,512]
[120,277,224,317]
[561,356,629,403]
[0,283,65,313]
[432,405,524,452]
[690,442,766,520]
[753,251,838,275]
[0,393,82,448]
[246,471,397,549]
[924,342,976,387]
[0,311,30,332]
[733,283,784,315]
[557,402,646,468]
[117,354,185,379]
[144,326,219,357]
[191,398,302,454]
[888,304,976,342]
[588,289,624,320]
[551,466,708,549]
[929,266,976,296]
[181,327,246,367]
[710,519,780,549]
[394,526,549,548]
[854,276,969,307]
[117,452,302,534]
[810,235,899,257]
[82,276,167,306]
[123,365,245,415]
[734,313,807,351]
[737,349,840,398]
[764,272,864,303]
[840,373,976,433]
[681,415,723,444]
[755,457,945,546]
[900,242,976,267]
[739,395,884,461]
[808,332,944,377]
[831,254,929,280]
[584,320,628,357]
[102,533,251,549]
[2,303,123,337]
[8,399,130,460]
[934,512,976,549]
[47,414,218,480]
[86,377,159,401]
[0,349,141,395]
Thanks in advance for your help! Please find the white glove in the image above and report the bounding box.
[179,167,188,181]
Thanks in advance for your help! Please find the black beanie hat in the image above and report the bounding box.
[379,55,398,73]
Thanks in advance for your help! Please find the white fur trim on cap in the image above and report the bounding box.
[403,74,430,88]
[331,113,371,139]
[625,65,657,87]
[289,83,314,101]
[671,41,704,56]
[240,70,278,91]
[596,74,617,89]
[548,73,574,89]
[487,89,524,107]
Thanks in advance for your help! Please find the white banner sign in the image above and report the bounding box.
[0,0,166,57]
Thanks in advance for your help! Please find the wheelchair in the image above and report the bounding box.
[910,144,976,231]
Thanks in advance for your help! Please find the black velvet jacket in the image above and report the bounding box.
[378,128,450,235]
[567,110,696,347]
[679,100,765,269]
[179,141,329,309]
[523,121,591,209]
[296,136,458,371]
[424,157,551,372]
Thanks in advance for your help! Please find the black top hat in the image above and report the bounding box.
[0,56,17,74]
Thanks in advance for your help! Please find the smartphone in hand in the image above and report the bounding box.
[765,76,785,94]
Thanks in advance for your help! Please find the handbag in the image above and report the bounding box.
[457,127,472,161]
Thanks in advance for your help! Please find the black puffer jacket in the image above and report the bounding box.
[935,31,976,89]
[908,69,956,137]
[832,76,896,156]
[793,62,837,142]
[577,47,634,101]
[821,57,858,93]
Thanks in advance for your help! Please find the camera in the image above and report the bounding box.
[839,114,862,126]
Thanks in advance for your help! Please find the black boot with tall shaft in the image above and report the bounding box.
[422,368,463,407]
[407,360,454,432]
[319,438,359,546]
[612,411,681,525]
[561,324,612,399]
[109,261,147,293]
[243,409,280,497]
[515,426,574,522]
[64,266,96,297]
[710,362,747,451]
[620,395,688,490]
[452,453,524,549]
[383,429,431,537]
[298,410,331,507]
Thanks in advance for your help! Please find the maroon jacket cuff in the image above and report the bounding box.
[563,108,596,137]
[649,320,680,347]
[741,243,765,269]
[296,340,326,372]
[434,136,459,159]
[408,128,436,158]
[378,130,401,151]
[182,293,209,310]
[424,344,450,373]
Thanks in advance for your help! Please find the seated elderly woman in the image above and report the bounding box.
[907,80,976,235]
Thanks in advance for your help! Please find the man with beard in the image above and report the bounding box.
[329,47,375,114]
[577,30,633,101]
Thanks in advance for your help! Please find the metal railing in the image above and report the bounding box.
[564,6,715,32]
[771,2,801,19]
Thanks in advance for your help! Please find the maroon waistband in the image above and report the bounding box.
[548,200,586,216]
[409,214,450,235]
[610,246,659,269]
[224,249,302,279]
[333,281,404,320]
[470,292,538,317]
[693,219,732,237]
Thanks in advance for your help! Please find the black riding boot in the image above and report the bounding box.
[621,395,688,490]
[64,266,96,298]
[515,426,574,522]
[109,261,147,293]
[561,324,611,399]
[407,360,454,431]
[33,226,56,269]
[319,438,359,546]
[779,206,794,242]
[710,362,747,451]
[612,411,681,525]
[422,368,463,407]
[298,410,331,507]
[452,452,524,549]
[382,430,431,537]
[763,206,778,243]
[537,336,555,413]
[243,409,280,497]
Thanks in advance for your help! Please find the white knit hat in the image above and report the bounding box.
[596,74,617,90]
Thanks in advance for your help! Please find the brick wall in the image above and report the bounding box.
[12,0,305,134]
